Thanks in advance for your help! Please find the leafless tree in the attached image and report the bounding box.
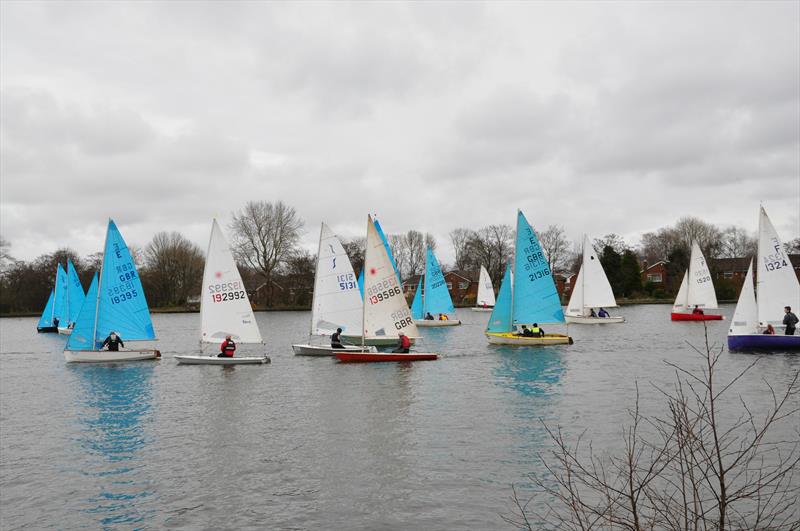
[538,225,571,274]
[717,226,757,259]
[425,233,437,253]
[450,228,475,271]
[404,230,426,278]
[674,217,723,258]
[388,234,408,278]
[229,200,304,305]
[505,326,800,530]
[142,231,205,307]
[784,238,800,254]
[593,233,629,255]
[0,237,14,275]
[466,224,514,288]
[342,237,366,276]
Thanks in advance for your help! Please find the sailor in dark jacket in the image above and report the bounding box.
[102,331,124,351]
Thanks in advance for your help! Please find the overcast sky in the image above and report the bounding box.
[1,1,798,265]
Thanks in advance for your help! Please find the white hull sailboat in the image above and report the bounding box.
[728,207,800,351]
[565,235,624,324]
[335,215,436,362]
[485,211,573,346]
[412,247,461,326]
[64,220,160,363]
[175,219,269,365]
[471,265,496,312]
[292,223,375,356]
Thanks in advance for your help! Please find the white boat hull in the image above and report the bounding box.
[57,327,73,335]
[174,355,270,365]
[414,320,461,327]
[291,344,377,356]
[64,349,161,363]
[485,332,573,346]
[342,334,417,347]
[565,315,625,324]
[470,307,494,312]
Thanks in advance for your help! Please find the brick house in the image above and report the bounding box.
[641,260,668,289]
[709,257,751,284]
[443,270,479,305]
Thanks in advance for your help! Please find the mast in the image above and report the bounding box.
[50,267,57,324]
[510,209,519,331]
[422,247,428,316]
[361,216,369,349]
[310,223,324,337]
[92,220,110,350]
[581,235,586,314]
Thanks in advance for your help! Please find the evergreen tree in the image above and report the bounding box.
[600,245,623,296]
[620,250,642,297]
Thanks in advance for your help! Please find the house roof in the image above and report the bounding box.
[444,270,479,282]
[710,257,752,272]
[640,260,667,273]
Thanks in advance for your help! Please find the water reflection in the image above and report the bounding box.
[493,347,565,397]
[68,363,156,527]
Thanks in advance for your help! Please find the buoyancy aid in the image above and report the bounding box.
[220,339,236,356]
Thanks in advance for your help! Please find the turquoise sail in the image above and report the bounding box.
[53,264,68,324]
[37,290,56,329]
[411,277,423,320]
[66,259,85,325]
[487,267,513,333]
[423,247,455,314]
[373,218,400,280]
[95,219,156,343]
[66,273,98,351]
[358,268,364,298]
[512,211,565,325]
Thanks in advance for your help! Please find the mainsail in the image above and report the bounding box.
[566,235,617,316]
[757,206,800,327]
[476,265,496,307]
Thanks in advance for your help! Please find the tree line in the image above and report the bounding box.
[1,202,798,314]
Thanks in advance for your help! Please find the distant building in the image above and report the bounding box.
[709,257,751,284]
[443,270,478,304]
[641,260,668,289]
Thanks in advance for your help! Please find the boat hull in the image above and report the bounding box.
[64,349,161,363]
[728,334,800,351]
[341,334,417,347]
[565,315,625,324]
[37,326,58,333]
[414,320,461,327]
[57,327,73,335]
[671,312,724,321]
[291,344,376,356]
[174,355,271,365]
[485,332,573,346]
[335,352,438,363]
[470,307,494,312]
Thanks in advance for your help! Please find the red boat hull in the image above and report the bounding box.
[671,312,724,321]
[335,352,438,363]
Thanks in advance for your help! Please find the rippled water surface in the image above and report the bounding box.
[1,305,798,529]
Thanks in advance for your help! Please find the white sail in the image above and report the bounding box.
[685,241,718,309]
[729,261,757,335]
[362,215,419,340]
[757,206,800,327]
[567,235,617,317]
[310,223,363,336]
[672,272,690,312]
[476,266,496,307]
[200,219,262,343]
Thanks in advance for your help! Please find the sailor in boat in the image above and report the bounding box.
[529,323,545,338]
[331,328,345,349]
[692,305,704,315]
[438,313,448,321]
[763,324,776,335]
[598,308,609,318]
[218,335,236,358]
[517,325,534,337]
[393,331,411,353]
[589,308,597,318]
[784,306,798,335]
[424,312,434,321]
[102,331,124,351]
[53,316,60,328]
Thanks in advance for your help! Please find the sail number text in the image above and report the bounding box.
[390,308,413,330]
[208,280,247,302]
[212,291,247,303]
[337,273,357,291]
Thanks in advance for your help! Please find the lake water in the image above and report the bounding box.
[1,305,798,529]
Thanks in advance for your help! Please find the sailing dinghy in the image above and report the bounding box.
[36,264,67,333]
[471,266,496,311]
[565,235,624,324]
[58,259,86,335]
[670,241,723,321]
[728,207,800,351]
[335,215,437,362]
[485,210,573,346]
[175,219,270,365]
[412,247,461,327]
[292,223,375,356]
[64,220,160,362]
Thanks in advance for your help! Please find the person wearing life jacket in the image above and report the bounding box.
[530,323,545,337]
[518,325,535,337]
[692,305,704,315]
[393,331,411,353]
[218,335,236,357]
[425,312,434,320]
[598,308,609,318]
[102,331,124,351]
[331,328,344,349]
[438,313,448,321]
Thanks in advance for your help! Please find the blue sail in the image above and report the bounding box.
[411,277,423,320]
[66,259,85,324]
[487,267,513,333]
[513,211,565,325]
[66,273,99,351]
[423,247,455,314]
[37,290,56,329]
[357,268,364,298]
[53,264,68,324]
[95,220,156,343]
[373,218,400,281]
